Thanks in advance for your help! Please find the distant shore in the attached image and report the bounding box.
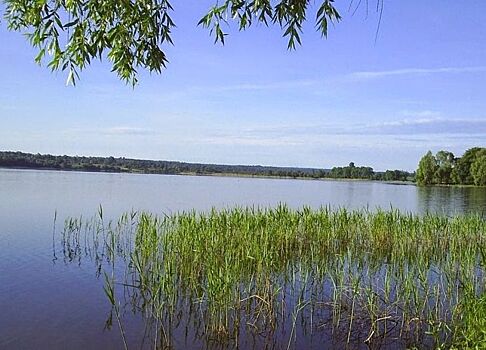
[0,151,416,183]
[0,164,416,186]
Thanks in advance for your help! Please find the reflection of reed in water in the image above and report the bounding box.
[58,206,486,349]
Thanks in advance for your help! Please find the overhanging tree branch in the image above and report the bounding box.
[2,0,380,85]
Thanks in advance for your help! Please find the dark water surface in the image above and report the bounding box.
[1,169,485,349]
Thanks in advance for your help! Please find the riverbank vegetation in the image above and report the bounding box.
[60,206,486,349]
[0,151,414,182]
[417,148,486,186]
[328,162,413,181]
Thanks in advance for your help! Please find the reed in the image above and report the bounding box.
[60,205,486,348]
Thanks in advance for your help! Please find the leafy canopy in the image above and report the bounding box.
[470,150,486,186]
[2,0,381,85]
[416,151,438,186]
[415,148,486,186]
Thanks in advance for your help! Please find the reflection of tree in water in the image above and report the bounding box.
[466,187,486,216]
[417,186,486,217]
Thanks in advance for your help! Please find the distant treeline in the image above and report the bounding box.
[0,151,326,178]
[328,162,414,182]
[0,151,414,182]
[416,148,486,186]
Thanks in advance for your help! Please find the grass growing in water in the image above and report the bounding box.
[60,205,486,349]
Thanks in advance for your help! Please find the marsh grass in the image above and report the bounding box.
[60,205,486,349]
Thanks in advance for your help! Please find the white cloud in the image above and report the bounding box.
[209,79,317,92]
[193,116,486,152]
[399,110,441,118]
[365,118,486,135]
[347,66,486,81]
[99,127,156,136]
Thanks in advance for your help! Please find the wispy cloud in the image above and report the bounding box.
[209,79,317,92]
[348,66,486,80]
[125,79,320,104]
[364,118,486,135]
[399,110,441,118]
[199,117,486,149]
[100,127,157,136]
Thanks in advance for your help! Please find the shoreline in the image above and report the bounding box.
[3,165,484,188]
[0,165,416,185]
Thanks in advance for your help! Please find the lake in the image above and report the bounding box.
[1,168,485,349]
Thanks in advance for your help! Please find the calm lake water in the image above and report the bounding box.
[1,168,485,349]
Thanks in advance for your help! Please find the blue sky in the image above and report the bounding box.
[1,0,485,171]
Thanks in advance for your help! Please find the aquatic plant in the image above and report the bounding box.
[59,205,486,349]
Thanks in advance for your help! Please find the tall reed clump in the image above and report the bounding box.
[60,205,486,349]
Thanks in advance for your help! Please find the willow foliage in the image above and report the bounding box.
[2,0,382,85]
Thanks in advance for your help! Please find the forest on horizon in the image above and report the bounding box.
[0,151,414,182]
